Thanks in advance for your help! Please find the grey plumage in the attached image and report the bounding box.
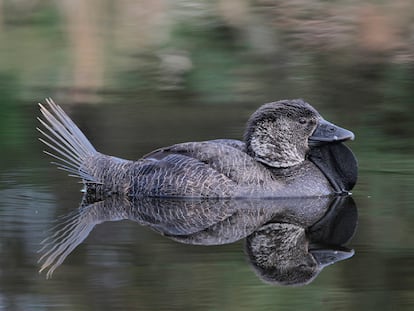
[37,98,356,198]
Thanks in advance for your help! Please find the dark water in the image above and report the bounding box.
[1,1,414,310]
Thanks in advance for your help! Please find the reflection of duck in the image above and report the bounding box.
[38,98,357,198]
[39,194,357,285]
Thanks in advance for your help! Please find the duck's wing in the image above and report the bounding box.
[208,139,246,151]
[142,139,245,159]
[142,140,270,186]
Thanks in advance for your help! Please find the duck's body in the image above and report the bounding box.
[38,98,357,198]
[86,139,332,198]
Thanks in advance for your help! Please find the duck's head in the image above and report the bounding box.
[244,99,354,168]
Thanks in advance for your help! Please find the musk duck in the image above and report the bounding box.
[38,98,357,198]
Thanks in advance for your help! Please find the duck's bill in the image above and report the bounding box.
[309,119,355,146]
[310,246,355,269]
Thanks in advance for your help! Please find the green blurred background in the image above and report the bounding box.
[1,1,414,310]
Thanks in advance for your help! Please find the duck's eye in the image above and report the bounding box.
[299,118,307,125]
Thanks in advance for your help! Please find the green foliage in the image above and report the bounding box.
[0,73,23,148]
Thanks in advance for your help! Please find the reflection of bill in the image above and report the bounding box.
[39,195,357,286]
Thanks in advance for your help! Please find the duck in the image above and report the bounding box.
[37,98,357,198]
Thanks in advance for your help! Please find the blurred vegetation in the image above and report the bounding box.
[1,0,414,310]
[0,0,413,170]
[0,0,414,101]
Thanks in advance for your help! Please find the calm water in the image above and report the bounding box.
[1,1,414,310]
[1,102,413,311]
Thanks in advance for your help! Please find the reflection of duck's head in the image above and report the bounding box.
[245,223,354,286]
[244,99,354,168]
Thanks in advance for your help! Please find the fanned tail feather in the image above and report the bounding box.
[37,98,99,183]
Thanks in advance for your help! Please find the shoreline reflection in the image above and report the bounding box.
[39,195,357,286]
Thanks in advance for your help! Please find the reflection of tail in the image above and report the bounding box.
[38,207,96,278]
[38,197,131,278]
[37,98,99,183]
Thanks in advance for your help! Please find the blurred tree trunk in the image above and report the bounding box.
[58,0,104,102]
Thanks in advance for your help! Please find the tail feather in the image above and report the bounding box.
[37,98,100,183]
